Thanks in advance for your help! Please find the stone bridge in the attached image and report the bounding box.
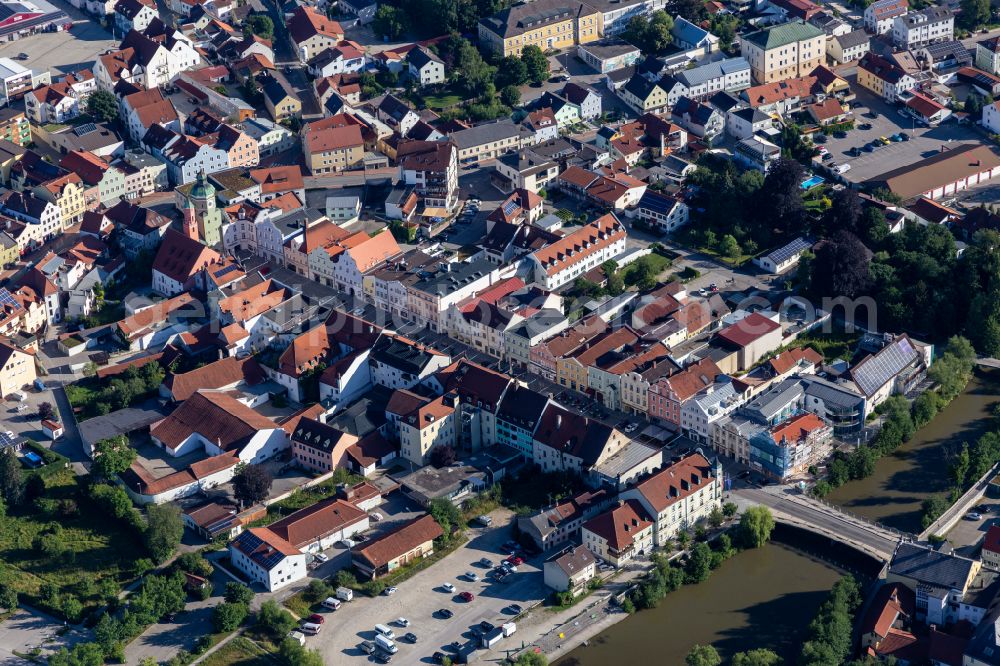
[734,486,910,562]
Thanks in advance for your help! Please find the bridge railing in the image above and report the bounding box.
[787,491,913,540]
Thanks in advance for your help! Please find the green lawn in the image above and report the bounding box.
[200,638,271,666]
[621,253,672,286]
[423,92,463,110]
[0,469,142,616]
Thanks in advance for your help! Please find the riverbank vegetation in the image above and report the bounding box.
[812,336,977,498]
[622,506,773,614]
[924,408,1000,529]
[688,576,863,665]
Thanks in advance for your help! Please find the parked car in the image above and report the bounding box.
[395,617,409,627]
[383,586,397,596]
[505,555,524,566]
[432,652,446,664]
[459,592,475,602]
[479,558,493,568]
[438,608,454,619]
[900,132,910,141]
[480,621,495,632]
[404,632,417,643]
[465,571,479,582]
[314,553,328,563]
[442,582,455,593]
[307,614,325,624]
[16,52,28,60]
[507,604,523,614]
[374,651,392,664]
[968,511,983,520]
[832,130,847,139]
[360,641,376,655]
[370,512,384,521]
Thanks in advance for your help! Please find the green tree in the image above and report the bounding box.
[258,599,297,638]
[959,0,990,29]
[685,542,712,583]
[720,234,741,261]
[225,582,255,605]
[0,584,18,611]
[0,447,23,505]
[428,498,461,538]
[708,506,724,528]
[86,90,119,122]
[685,644,722,666]
[232,463,273,506]
[520,45,549,85]
[722,502,738,517]
[738,506,775,548]
[49,643,105,666]
[144,503,184,562]
[622,11,674,53]
[279,637,325,666]
[212,602,248,632]
[494,56,528,88]
[500,85,520,108]
[243,14,274,40]
[93,435,137,479]
[373,5,407,39]
[516,652,548,666]
[732,648,782,666]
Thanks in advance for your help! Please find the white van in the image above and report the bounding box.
[374,624,395,640]
[287,630,306,646]
[300,623,322,635]
[336,586,354,602]
[374,635,397,654]
[321,597,342,611]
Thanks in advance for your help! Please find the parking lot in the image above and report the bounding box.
[309,510,547,666]
[0,609,86,663]
[818,82,983,183]
[945,499,998,558]
[0,0,117,78]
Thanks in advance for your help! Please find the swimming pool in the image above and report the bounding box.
[801,175,825,190]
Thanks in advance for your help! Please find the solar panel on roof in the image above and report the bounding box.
[73,123,98,136]
[853,339,918,396]
[767,237,811,264]
[0,288,17,308]
[214,264,239,279]
[501,200,519,216]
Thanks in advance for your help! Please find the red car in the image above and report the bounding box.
[459,591,474,602]
[505,556,524,566]
[307,614,325,624]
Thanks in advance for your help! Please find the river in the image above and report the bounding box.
[554,530,871,666]
[826,369,1000,533]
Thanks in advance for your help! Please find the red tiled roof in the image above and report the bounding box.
[150,391,277,451]
[353,514,442,569]
[531,214,625,277]
[268,498,368,548]
[717,313,780,348]
[629,453,716,513]
[581,499,652,550]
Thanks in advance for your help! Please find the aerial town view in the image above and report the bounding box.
[2,0,1000,661]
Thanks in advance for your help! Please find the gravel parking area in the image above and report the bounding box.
[312,510,547,666]
[818,82,982,183]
